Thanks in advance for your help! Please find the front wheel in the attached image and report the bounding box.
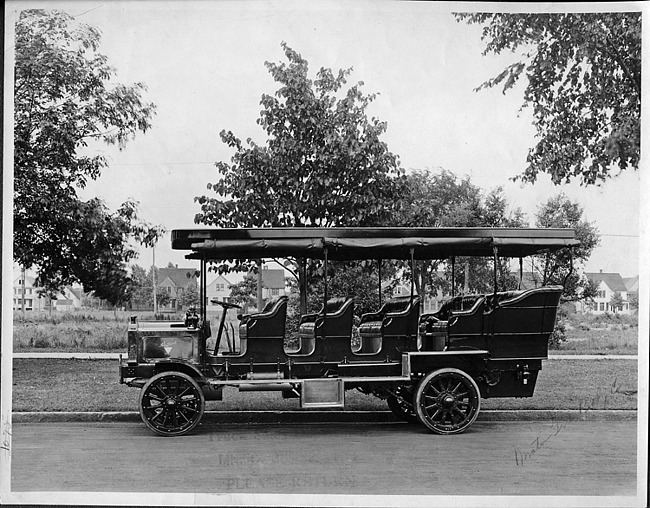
[414,368,480,435]
[139,371,205,436]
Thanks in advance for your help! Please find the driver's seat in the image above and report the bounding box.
[234,296,289,362]
[239,296,289,341]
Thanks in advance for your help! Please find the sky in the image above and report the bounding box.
[5,0,645,280]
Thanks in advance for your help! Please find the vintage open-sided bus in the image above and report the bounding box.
[119,227,578,436]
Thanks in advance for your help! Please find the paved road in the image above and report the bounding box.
[10,418,638,499]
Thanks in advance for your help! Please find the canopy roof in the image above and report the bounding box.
[172,227,579,261]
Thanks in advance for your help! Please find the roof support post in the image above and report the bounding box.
[323,247,329,306]
[493,246,499,296]
[519,257,523,290]
[200,256,207,364]
[323,246,329,340]
[200,256,207,322]
[378,259,382,306]
[451,256,455,298]
[562,248,574,289]
[409,248,415,302]
[256,259,263,311]
[299,257,307,315]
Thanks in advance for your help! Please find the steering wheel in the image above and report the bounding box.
[210,300,242,310]
[210,300,242,355]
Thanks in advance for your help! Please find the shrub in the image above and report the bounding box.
[30,336,51,348]
[548,304,569,349]
[548,321,567,349]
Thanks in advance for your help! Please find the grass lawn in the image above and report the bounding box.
[554,326,638,355]
[11,358,638,413]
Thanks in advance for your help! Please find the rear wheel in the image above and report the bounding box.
[386,385,419,424]
[139,371,205,436]
[414,368,480,435]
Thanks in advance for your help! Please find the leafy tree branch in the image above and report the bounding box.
[456,12,641,185]
[14,9,162,306]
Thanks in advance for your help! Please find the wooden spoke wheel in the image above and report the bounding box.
[139,371,205,436]
[414,368,480,435]
[386,385,419,424]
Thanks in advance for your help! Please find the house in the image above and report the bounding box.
[206,274,233,309]
[580,271,632,314]
[623,275,639,294]
[12,274,47,311]
[259,268,286,300]
[157,266,199,312]
[241,267,287,311]
[13,274,84,312]
[623,275,639,312]
[391,283,441,313]
[52,286,83,312]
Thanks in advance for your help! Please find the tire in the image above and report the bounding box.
[139,371,205,436]
[414,368,480,435]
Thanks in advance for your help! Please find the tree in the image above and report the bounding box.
[14,9,161,305]
[291,261,392,317]
[532,194,600,301]
[228,274,259,311]
[196,42,403,229]
[284,261,395,345]
[395,169,480,299]
[456,12,641,185]
[395,169,527,299]
[129,264,151,309]
[155,286,171,309]
[195,42,405,311]
[34,199,162,305]
[609,291,624,313]
[179,284,199,309]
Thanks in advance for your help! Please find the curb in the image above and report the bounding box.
[11,409,638,424]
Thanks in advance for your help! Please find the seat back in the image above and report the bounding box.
[311,297,352,338]
[382,296,420,338]
[317,297,355,359]
[352,296,419,359]
[240,296,288,340]
[484,290,524,313]
[321,296,346,313]
[435,294,484,320]
[294,297,354,358]
[483,286,563,358]
[358,296,419,355]
[380,296,411,315]
[487,286,563,333]
[231,296,289,362]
